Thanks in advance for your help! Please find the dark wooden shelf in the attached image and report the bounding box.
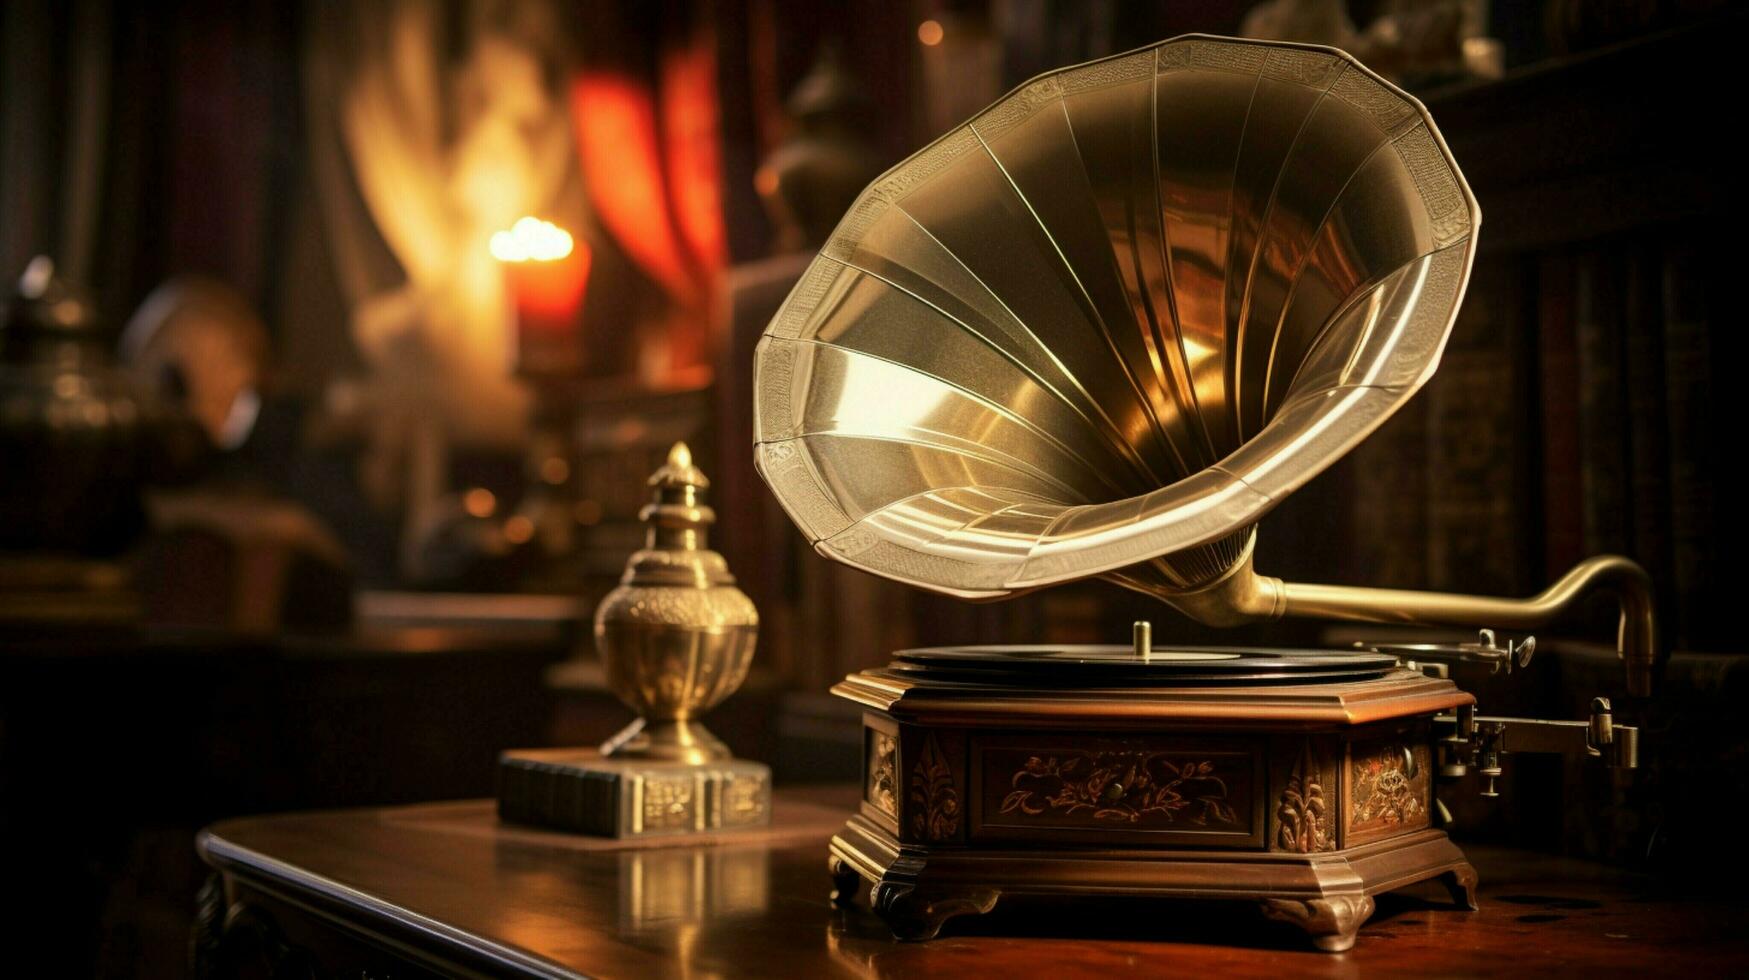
[1420,16,1737,253]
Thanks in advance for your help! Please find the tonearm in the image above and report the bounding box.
[1154,534,1657,803]
[1161,542,1660,698]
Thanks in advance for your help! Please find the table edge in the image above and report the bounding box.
[197,827,593,980]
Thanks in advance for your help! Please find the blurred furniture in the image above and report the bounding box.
[194,785,1749,978]
[139,491,355,631]
[0,555,138,624]
[0,608,572,980]
[357,589,589,634]
[0,257,157,556]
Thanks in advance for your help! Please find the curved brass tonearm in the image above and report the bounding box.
[1164,536,1659,697]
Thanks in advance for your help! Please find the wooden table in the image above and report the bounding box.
[197,787,1749,979]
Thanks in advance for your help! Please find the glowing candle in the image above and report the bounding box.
[493,216,591,376]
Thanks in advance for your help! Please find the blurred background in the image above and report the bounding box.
[0,0,1742,974]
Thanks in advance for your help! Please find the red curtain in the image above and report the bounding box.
[570,10,726,382]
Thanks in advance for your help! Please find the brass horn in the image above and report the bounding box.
[752,35,1658,696]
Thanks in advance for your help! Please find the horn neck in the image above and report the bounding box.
[1157,533,1659,697]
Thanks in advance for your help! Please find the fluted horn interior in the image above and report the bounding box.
[753,34,1477,603]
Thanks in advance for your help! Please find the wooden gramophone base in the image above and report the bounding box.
[826,661,1480,951]
[829,813,1476,951]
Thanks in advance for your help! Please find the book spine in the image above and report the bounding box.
[1424,257,1532,595]
[1538,252,1584,579]
[1573,250,1630,557]
[1660,245,1717,649]
[1343,398,1428,589]
[1622,246,1672,631]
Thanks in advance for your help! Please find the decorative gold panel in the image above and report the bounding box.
[1346,739,1431,845]
[640,776,695,833]
[867,730,897,820]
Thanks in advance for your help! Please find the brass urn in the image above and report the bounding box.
[594,442,758,765]
[498,442,768,837]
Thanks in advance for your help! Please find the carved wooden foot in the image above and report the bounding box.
[1441,863,1480,911]
[1259,894,1375,952]
[871,880,1000,941]
[829,855,863,907]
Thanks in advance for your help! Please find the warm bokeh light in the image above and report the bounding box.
[463,487,497,519]
[917,19,943,46]
[502,515,535,544]
[754,165,779,197]
[496,215,592,375]
[490,216,575,263]
[539,455,570,485]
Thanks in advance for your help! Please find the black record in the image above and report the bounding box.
[889,644,1399,686]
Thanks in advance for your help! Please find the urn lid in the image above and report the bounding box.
[640,441,715,534]
[647,440,710,492]
[621,442,736,588]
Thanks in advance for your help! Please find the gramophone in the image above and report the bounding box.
[752,35,1654,951]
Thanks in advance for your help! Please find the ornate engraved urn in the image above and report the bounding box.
[594,441,759,764]
[498,443,770,838]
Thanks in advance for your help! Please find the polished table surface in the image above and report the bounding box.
[199,786,1749,978]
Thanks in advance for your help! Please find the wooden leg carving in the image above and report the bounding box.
[829,855,862,907]
[871,880,999,941]
[1259,894,1375,952]
[1441,863,1480,911]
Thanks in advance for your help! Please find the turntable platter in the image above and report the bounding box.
[890,644,1399,685]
